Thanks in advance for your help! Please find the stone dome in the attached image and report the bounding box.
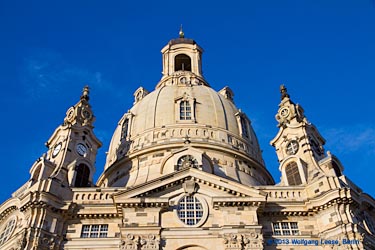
[97,37,274,188]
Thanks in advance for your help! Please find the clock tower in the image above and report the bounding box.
[270,85,343,186]
[40,86,102,187]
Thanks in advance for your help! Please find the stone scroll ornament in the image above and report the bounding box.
[120,234,160,250]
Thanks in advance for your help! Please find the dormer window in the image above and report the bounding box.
[175,54,191,71]
[235,112,251,140]
[285,162,302,185]
[175,95,196,123]
[240,116,249,138]
[121,118,129,140]
[180,101,192,120]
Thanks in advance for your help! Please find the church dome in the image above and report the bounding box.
[97,36,274,188]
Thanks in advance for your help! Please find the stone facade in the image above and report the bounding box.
[1,32,375,250]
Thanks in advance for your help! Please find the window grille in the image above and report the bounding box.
[285,162,302,185]
[180,101,192,120]
[272,222,299,236]
[80,224,108,238]
[177,196,204,225]
[0,218,16,245]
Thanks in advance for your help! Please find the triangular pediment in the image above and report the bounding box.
[112,168,267,205]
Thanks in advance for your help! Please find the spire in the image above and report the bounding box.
[275,85,305,127]
[179,25,185,38]
[81,85,90,101]
[280,84,290,100]
[64,85,95,127]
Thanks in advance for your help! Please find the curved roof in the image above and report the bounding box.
[98,37,273,187]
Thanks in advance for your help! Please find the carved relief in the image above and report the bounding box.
[182,180,199,195]
[32,234,60,250]
[120,234,160,250]
[133,87,150,104]
[223,233,243,250]
[223,233,263,250]
[243,232,262,250]
[120,234,139,249]
[140,234,160,250]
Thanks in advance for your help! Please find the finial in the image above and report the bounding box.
[81,85,90,101]
[179,25,185,38]
[280,84,290,100]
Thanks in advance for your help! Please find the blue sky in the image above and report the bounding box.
[0,0,374,203]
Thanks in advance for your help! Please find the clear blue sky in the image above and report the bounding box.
[0,1,374,203]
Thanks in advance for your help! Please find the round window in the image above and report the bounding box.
[286,140,299,155]
[177,195,204,226]
[0,217,17,246]
[177,155,198,170]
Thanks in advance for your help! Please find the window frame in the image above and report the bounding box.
[240,116,249,138]
[80,224,108,238]
[175,98,196,123]
[180,101,192,120]
[121,118,129,140]
[235,112,252,140]
[177,195,204,226]
[285,161,302,185]
[272,222,299,236]
[0,217,17,246]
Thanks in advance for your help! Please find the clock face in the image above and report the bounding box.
[76,143,87,156]
[286,140,299,155]
[52,142,62,157]
[81,109,92,119]
[280,107,290,118]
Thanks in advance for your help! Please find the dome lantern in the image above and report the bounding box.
[160,29,204,82]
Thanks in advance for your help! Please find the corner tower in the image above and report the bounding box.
[270,85,343,186]
[41,86,102,187]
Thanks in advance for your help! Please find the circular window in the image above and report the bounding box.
[286,140,299,155]
[177,155,198,170]
[177,195,204,226]
[0,217,17,246]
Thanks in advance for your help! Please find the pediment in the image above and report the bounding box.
[112,168,266,206]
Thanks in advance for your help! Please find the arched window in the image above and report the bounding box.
[285,162,302,185]
[0,218,16,246]
[121,118,129,140]
[74,164,90,187]
[240,116,249,138]
[175,54,191,71]
[180,101,192,120]
[177,155,198,170]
